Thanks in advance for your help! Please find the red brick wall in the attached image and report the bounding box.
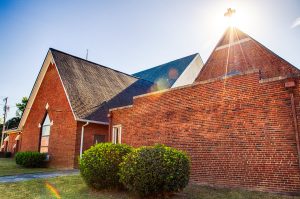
[196,28,300,81]
[20,63,78,168]
[81,123,109,152]
[6,133,19,154]
[111,71,300,194]
[74,122,109,167]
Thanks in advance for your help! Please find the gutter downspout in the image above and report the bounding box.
[108,113,112,142]
[290,93,300,169]
[285,80,300,169]
[80,122,89,158]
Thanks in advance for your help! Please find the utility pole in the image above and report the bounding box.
[0,97,8,149]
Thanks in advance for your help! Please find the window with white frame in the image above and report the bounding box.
[112,125,122,144]
[40,113,51,153]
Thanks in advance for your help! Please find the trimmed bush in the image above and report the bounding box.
[119,144,190,197]
[15,151,47,168]
[79,143,133,190]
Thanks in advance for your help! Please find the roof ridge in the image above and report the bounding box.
[132,53,199,76]
[49,48,141,81]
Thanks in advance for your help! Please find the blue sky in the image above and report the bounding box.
[0,0,300,120]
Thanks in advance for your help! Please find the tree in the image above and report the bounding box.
[5,117,21,130]
[0,97,28,141]
[0,117,20,132]
[16,97,28,117]
[0,117,20,142]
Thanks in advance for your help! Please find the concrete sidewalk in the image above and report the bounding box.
[0,170,79,183]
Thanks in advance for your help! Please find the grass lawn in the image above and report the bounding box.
[0,175,299,199]
[0,158,56,177]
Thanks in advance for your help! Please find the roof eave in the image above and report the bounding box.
[76,118,109,125]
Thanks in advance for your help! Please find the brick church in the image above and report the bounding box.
[2,27,300,194]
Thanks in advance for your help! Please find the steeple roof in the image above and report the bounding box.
[133,53,199,88]
[196,27,300,81]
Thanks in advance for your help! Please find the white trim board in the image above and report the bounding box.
[51,51,77,121]
[18,50,57,129]
[172,53,204,88]
[112,125,122,144]
[20,50,78,128]
[77,119,109,125]
[18,49,109,130]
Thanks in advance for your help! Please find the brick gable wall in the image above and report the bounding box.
[196,28,300,81]
[20,63,78,168]
[19,62,110,168]
[111,71,300,194]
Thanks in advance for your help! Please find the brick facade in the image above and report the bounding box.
[73,122,108,167]
[5,133,20,154]
[110,71,300,194]
[19,63,108,168]
[196,28,300,81]
[8,28,300,194]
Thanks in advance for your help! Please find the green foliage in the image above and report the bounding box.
[0,117,21,136]
[15,152,47,168]
[79,143,133,190]
[119,144,190,197]
[16,97,28,117]
[5,117,21,130]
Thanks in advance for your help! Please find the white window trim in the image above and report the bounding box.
[40,113,51,153]
[112,125,122,144]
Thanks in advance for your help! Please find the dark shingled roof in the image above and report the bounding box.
[133,54,198,88]
[50,48,154,123]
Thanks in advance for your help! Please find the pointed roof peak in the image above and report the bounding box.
[132,53,199,87]
[196,27,300,81]
[215,27,250,49]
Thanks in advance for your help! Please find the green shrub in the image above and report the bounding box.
[79,143,133,190]
[119,144,190,197]
[15,151,47,168]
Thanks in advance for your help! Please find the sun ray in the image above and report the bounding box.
[233,28,249,69]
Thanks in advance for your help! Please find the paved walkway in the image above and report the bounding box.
[0,170,79,183]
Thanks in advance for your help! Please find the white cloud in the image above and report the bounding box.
[291,17,300,28]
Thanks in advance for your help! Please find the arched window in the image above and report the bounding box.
[40,113,51,153]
